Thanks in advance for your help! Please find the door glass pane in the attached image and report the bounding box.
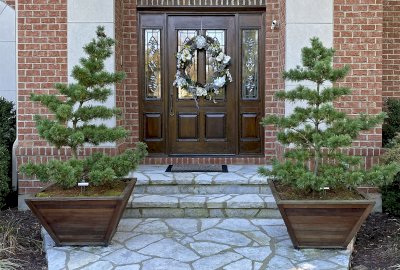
[145,29,161,99]
[206,30,226,100]
[178,30,198,99]
[242,29,259,100]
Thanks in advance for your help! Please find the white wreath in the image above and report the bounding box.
[173,35,233,101]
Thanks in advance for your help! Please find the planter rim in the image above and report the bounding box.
[268,179,376,205]
[25,178,137,202]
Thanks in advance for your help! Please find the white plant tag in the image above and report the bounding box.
[78,182,89,187]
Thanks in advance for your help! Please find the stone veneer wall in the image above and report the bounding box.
[382,0,400,99]
[333,0,384,168]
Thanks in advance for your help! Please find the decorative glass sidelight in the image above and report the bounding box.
[242,29,259,99]
[178,30,198,99]
[206,30,226,99]
[145,29,161,99]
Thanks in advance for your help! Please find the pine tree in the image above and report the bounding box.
[259,38,399,194]
[21,26,147,189]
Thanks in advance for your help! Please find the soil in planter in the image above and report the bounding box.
[36,180,127,198]
[274,182,365,200]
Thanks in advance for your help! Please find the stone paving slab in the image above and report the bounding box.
[130,194,277,209]
[43,218,351,270]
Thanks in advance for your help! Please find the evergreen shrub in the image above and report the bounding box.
[259,38,400,195]
[382,98,400,147]
[20,26,147,189]
[0,97,15,208]
[381,135,400,215]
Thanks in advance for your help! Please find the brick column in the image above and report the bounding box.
[333,0,384,167]
[265,0,286,161]
[16,0,68,194]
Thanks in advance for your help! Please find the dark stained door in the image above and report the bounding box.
[167,16,236,155]
[139,13,265,156]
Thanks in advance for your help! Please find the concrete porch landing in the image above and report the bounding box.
[43,218,352,270]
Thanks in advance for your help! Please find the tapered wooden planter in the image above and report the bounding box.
[269,180,375,249]
[25,178,136,246]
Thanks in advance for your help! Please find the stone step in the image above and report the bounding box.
[124,193,280,218]
[130,165,271,195]
[133,184,272,195]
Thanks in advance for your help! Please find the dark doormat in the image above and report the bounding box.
[166,164,228,173]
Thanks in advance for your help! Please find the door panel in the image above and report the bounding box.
[144,113,163,141]
[178,113,199,141]
[205,113,226,141]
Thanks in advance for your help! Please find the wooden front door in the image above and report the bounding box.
[168,16,236,155]
[139,12,264,156]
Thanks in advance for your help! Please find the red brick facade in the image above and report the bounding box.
[15,0,394,193]
[383,0,400,99]
[333,0,386,168]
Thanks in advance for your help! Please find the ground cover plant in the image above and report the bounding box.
[259,37,399,198]
[20,26,147,193]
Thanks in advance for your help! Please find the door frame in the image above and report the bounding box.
[138,10,266,157]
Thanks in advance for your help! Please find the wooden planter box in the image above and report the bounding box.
[25,178,136,246]
[269,180,375,249]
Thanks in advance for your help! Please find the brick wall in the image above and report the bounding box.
[16,0,69,193]
[382,0,400,99]
[333,0,384,167]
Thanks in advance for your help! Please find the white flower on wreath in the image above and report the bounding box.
[173,76,187,88]
[223,55,231,65]
[226,69,233,82]
[214,76,226,88]
[196,86,207,96]
[215,52,231,65]
[179,49,192,62]
[195,36,207,49]
[216,52,225,62]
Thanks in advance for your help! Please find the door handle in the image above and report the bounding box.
[169,89,174,117]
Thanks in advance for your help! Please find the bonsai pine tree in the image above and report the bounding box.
[260,38,399,194]
[21,26,147,189]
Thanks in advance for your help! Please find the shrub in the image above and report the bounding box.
[0,146,10,209]
[381,135,400,216]
[0,97,16,150]
[259,38,400,194]
[0,98,15,208]
[382,98,400,147]
[20,26,148,189]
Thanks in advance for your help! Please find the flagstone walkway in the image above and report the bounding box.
[43,218,352,270]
